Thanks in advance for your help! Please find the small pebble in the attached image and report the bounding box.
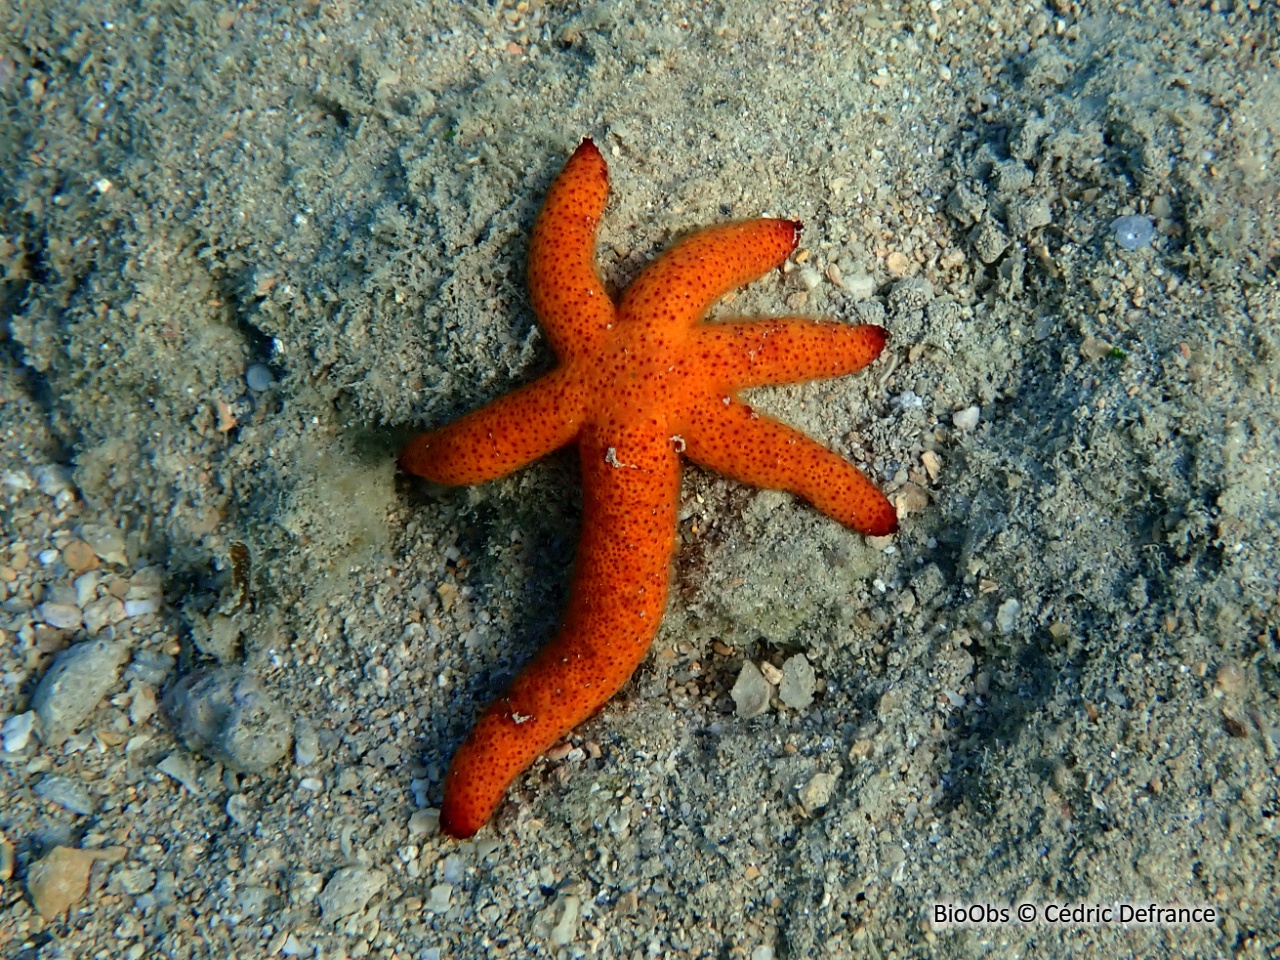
[34,775,96,815]
[799,771,838,814]
[2,710,35,752]
[844,272,876,300]
[35,464,73,496]
[73,570,100,607]
[885,251,911,276]
[952,405,981,431]
[294,717,319,766]
[245,363,276,392]
[407,809,440,839]
[157,753,203,794]
[31,638,132,745]
[80,524,129,566]
[426,882,454,914]
[996,598,1021,634]
[128,680,158,724]
[2,469,34,490]
[1112,215,1155,250]
[731,661,773,719]
[83,597,126,635]
[123,597,159,618]
[317,866,388,922]
[63,540,99,574]
[226,793,253,825]
[26,845,125,919]
[758,661,783,686]
[779,654,817,710]
[37,601,84,631]
[549,893,581,946]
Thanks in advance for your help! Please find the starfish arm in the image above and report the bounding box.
[527,138,616,359]
[618,219,800,332]
[399,369,588,485]
[680,396,899,537]
[691,320,889,389]
[440,424,680,838]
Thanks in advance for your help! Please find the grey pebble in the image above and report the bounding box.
[731,661,773,719]
[245,363,276,392]
[1112,214,1155,250]
[32,638,132,745]
[293,717,319,767]
[779,654,817,711]
[317,866,387,922]
[34,775,96,815]
[37,601,84,632]
[425,882,453,914]
[157,752,203,794]
[163,667,292,774]
[226,792,253,825]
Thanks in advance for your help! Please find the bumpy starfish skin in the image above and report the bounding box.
[401,139,898,838]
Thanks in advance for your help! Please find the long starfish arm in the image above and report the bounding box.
[680,396,899,537]
[440,423,681,838]
[399,369,587,485]
[618,219,800,333]
[691,320,889,389]
[527,139,615,359]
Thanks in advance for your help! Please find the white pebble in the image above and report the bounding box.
[2,469,34,490]
[798,266,822,291]
[35,464,73,496]
[124,598,160,618]
[845,272,876,301]
[38,549,60,566]
[996,598,1021,634]
[74,572,100,607]
[2,711,36,752]
[952,405,981,431]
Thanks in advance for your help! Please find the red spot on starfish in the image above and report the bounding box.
[401,139,898,838]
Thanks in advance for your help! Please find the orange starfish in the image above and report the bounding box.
[401,139,898,838]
